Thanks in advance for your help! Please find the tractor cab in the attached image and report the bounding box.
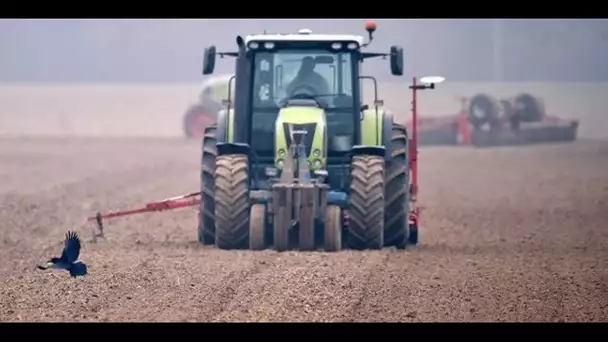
[243,32,364,167]
[201,23,404,185]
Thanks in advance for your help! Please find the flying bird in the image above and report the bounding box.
[37,231,88,278]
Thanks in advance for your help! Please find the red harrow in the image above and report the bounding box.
[87,192,201,243]
[407,92,579,147]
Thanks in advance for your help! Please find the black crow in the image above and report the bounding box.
[37,231,87,278]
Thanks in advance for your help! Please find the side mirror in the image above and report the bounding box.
[389,45,404,76]
[202,46,217,75]
[361,104,369,112]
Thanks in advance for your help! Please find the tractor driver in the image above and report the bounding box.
[285,56,330,98]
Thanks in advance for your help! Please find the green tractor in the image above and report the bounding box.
[182,74,233,139]
[197,22,417,251]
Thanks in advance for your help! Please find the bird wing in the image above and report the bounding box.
[60,231,81,263]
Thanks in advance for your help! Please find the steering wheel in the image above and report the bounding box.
[289,85,318,99]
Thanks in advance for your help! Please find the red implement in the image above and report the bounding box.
[407,76,442,243]
[86,192,201,242]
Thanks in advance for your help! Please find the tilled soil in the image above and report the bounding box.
[0,137,606,322]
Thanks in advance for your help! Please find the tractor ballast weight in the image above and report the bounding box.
[197,22,415,251]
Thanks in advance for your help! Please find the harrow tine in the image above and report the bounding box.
[90,212,105,243]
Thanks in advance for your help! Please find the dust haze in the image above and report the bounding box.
[1,19,607,83]
[1,19,607,138]
[0,19,607,322]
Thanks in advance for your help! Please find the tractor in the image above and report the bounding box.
[182,74,233,139]
[197,22,416,251]
[86,22,443,252]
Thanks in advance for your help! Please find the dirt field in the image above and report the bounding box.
[0,137,606,322]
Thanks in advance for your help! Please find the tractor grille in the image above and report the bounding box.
[283,123,317,157]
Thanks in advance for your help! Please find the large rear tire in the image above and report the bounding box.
[348,155,385,250]
[384,123,410,249]
[197,125,217,245]
[214,154,250,250]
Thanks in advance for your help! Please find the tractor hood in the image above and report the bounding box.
[275,103,327,170]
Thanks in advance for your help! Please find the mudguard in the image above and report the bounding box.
[350,145,386,157]
[217,142,250,156]
[360,107,394,160]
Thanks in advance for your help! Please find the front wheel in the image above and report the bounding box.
[249,204,266,250]
[324,205,342,252]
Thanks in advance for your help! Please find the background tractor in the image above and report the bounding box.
[197,22,417,251]
[182,74,233,139]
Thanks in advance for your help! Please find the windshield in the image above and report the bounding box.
[252,49,355,109]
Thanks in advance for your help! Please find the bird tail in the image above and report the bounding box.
[69,262,88,277]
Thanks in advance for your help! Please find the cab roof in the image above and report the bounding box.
[245,29,365,46]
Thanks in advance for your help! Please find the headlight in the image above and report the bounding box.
[331,42,342,50]
[276,159,284,168]
[278,149,286,158]
[265,167,278,177]
[264,42,275,49]
[313,149,321,157]
[347,42,358,50]
[249,42,259,49]
[313,159,323,169]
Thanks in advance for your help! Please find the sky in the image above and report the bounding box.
[0,19,607,83]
